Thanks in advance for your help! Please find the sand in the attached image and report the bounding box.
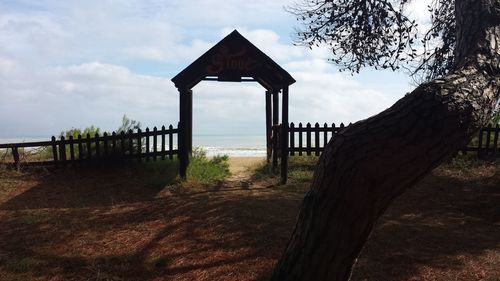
[227,156,265,175]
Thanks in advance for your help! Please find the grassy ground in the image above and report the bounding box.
[0,157,498,280]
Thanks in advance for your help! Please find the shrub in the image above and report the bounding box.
[186,148,230,185]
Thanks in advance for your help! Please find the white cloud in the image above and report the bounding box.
[0,1,414,138]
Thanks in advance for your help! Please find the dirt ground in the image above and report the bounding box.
[0,158,498,281]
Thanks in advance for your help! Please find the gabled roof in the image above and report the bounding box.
[172,30,295,90]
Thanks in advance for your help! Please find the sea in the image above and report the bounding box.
[0,134,267,157]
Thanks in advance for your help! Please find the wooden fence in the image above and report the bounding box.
[463,124,500,158]
[273,122,500,158]
[289,122,347,156]
[0,125,178,168]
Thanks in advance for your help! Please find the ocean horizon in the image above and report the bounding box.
[0,134,267,157]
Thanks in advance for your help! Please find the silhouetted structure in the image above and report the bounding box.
[172,30,295,183]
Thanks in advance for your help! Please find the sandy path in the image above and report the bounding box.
[228,157,265,176]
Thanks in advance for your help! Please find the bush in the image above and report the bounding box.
[186,148,230,185]
[250,155,319,183]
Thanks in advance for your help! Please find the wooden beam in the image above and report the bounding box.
[272,90,279,125]
[266,91,272,162]
[186,89,193,154]
[179,88,192,179]
[281,85,289,185]
[272,90,280,172]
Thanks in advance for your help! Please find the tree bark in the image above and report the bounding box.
[271,0,500,280]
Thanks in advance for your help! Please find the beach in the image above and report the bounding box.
[227,156,265,174]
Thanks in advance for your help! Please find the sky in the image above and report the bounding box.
[0,0,432,138]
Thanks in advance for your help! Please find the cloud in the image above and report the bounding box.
[0,61,178,137]
[0,1,414,138]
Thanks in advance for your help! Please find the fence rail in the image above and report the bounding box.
[0,125,178,168]
[273,122,500,158]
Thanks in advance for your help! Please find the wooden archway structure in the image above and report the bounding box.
[172,30,295,184]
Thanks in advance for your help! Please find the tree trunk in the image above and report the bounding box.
[271,1,500,280]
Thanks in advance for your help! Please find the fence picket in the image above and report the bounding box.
[128,130,133,159]
[69,136,75,161]
[103,132,109,157]
[77,134,83,161]
[112,132,117,156]
[161,126,166,160]
[494,124,499,156]
[137,129,142,162]
[290,122,295,156]
[94,133,100,159]
[169,125,174,160]
[306,123,311,156]
[60,136,66,163]
[315,123,320,156]
[298,123,303,156]
[145,127,150,162]
[323,123,328,147]
[120,131,126,157]
[12,147,19,168]
[153,127,158,161]
[86,134,92,160]
[52,136,58,162]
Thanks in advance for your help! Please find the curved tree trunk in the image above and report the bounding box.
[271,1,500,280]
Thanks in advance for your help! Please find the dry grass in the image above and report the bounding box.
[0,160,498,281]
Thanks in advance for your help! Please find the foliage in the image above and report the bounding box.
[251,155,319,183]
[60,126,100,139]
[186,148,230,185]
[56,115,142,159]
[490,109,500,125]
[116,115,141,133]
[289,0,456,81]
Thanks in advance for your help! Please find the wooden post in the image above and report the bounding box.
[179,88,192,179]
[266,90,272,162]
[12,147,20,170]
[187,90,193,154]
[281,85,289,185]
[290,122,295,156]
[60,136,67,164]
[52,136,58,163]
[272,90,280,171]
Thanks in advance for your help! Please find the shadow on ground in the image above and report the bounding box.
[1,160,178,209]
[0,162,498,280]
